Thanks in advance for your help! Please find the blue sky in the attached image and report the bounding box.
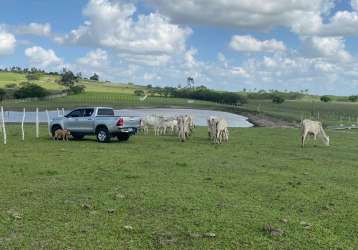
[1,0,358,95]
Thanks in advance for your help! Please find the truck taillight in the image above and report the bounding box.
[117,117,124,127]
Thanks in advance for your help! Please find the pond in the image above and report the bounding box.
[2,108,253,128]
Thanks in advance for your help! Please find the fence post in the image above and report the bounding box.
[62,108,65,117]
[36,108,39,138]
[22,108,26,141]
[1,106,7,144]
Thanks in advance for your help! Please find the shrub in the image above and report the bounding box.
[320,95,331,102]
[0,88,6,101]
[14,83,49,99]
[272,95,285,104]
[348,95,358,102]
[68,85,86,94]
[5,83,17,89]
[134,89,145,96]
[26,73,41,81]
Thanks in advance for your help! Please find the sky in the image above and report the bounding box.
[1,0,358,95]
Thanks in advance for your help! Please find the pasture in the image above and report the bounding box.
[242,99,358,126]
[1,125,358,249]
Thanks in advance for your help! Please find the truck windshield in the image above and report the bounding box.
[97,109,114,116]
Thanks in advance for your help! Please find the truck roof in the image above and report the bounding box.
[75,107,114,109]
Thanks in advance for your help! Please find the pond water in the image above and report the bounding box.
[2,108,253,128]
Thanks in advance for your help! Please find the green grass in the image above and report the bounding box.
[1,91,229,111]
[0,72,144,93]
[1,125,358,249]
[242,99,358,126]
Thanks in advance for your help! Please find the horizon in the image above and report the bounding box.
[1,0,358,95]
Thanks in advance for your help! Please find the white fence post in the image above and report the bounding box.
[1,106,7,145]
[62,108,65,117]
[36,108,39,138]
[22,108,26,141]
[57,108,60,117]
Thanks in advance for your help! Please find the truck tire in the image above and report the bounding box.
[96,126,110,143]
[117,133,130,142]
[51,125,62,137]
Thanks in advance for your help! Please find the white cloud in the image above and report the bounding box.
[16,22,51,37]
[147,0,334,31]
[352,0,358,11]
[25,46,64,69]
[57,0,191,66]
[230,35,286,53]
[302,36,351,62]
[77,48,108,68]
[0,28,16,56]
[147,0,358,37]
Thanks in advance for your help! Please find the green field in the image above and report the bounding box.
[2,72,358,127]
[1,125,358,249]
[242,99,358,126]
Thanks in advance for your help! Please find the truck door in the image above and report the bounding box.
[63,109,84,132]
[79,108,95,133]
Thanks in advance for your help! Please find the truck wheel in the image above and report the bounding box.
[72,134,85,140]
[96,127,110,143]
[51,125,62,137]
[117,133,130,142]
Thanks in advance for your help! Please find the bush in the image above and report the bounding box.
[68,85,86,95]
[348,95,358,102]
[272,95,285,104]
[134,89,145,96]
[172,88,247,105]
[5,83,17,89]
[0,88,6,101]
[14,83,49,99]
[26,73,41,81]
[320,95,331,102]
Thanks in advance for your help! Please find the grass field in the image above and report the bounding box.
[0,72,144,93]
[1,125,358,249]
[1,91,229,112]
[242,99,358,126]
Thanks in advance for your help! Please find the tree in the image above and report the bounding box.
[0,88,6,102]
[272,95,285,104]
[90,73,99,81]
[60,70,77,87]
[134,89,145,96]
[320,95,331,102]
[348,95,358,102]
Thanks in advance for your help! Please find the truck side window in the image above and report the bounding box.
[67,109,83,118]
[84,108,94,117]
[97,109,114,116]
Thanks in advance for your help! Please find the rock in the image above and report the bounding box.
[203,232,216,238]
[280,218,288,224]
[263,224,283,237]
[124,225,133,231]
[107,209,115,214]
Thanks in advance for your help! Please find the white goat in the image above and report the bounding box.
[177,115,190,142]
[215,118,229,144]
[301,119,330,147]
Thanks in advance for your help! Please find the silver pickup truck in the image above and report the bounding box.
[49,107,141,143]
